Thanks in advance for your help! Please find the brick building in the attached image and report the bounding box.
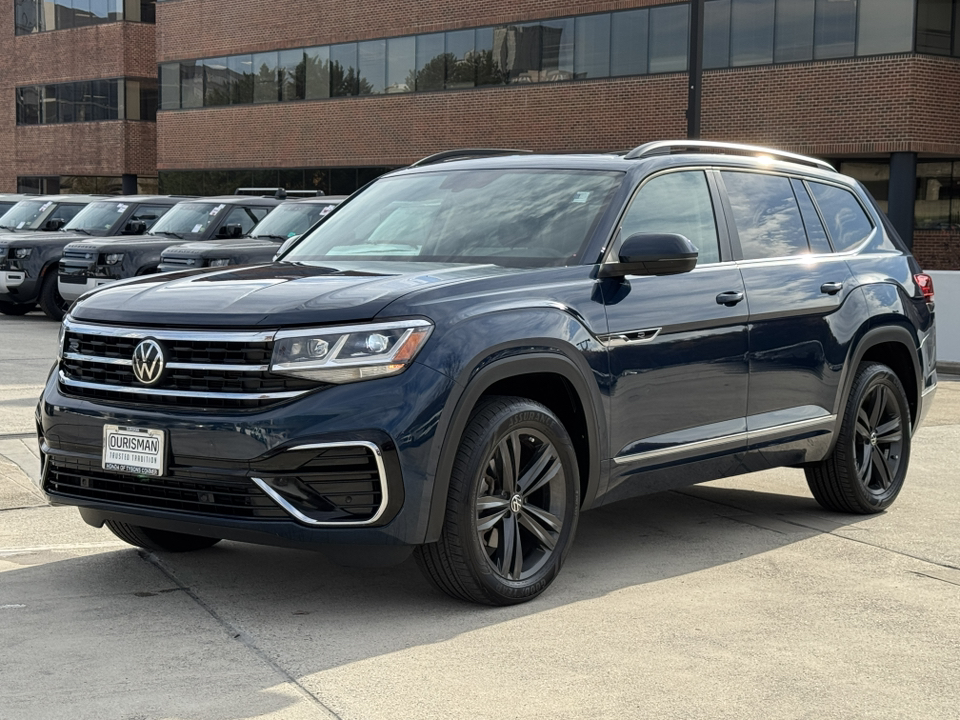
[3,0,960,268]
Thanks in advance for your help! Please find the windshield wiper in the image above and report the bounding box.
[67,228,91,235]
[0,225,18,232]
[252,234,287,240]
[151,230,184,239]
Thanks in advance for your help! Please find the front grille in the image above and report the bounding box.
[58,321,323,409]
[45,458,288,520]
[62,249,96,261]
[161,256,197,267]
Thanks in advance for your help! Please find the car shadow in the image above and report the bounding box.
[0,476,875,720]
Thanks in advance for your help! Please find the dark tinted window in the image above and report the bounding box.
[358,39,386,94]
[791,179,832,254]
[704,0,731,69]
[253,52,279,103]
[621,171,720,264]
[574,14,611,79]
[130,204,172,230]
[730,0,775,66]
[611,9,648,76]
[722,171,809,259]
[386,37,415,93]
[814,0,856,59]
[51,204,86,226]
[223,205,269,235]
[774,0,814,62]
[808,182,874,251]
[649,4,688,73]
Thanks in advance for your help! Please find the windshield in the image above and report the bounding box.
[63,201,131,236]
[148,202,227,240]
[0,200,56,230]
[284,169,623,267]
[251,202,339,240]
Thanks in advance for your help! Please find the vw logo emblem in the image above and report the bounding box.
[510,494,523,514]
[132,339,165,385]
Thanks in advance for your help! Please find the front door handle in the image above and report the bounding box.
[716,291,744,307]
[820,281,843,295]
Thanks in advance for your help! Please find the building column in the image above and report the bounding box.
[121,173,138,195]
[888,152,917,250]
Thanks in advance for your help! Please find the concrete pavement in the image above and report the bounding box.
[1,312,958,720]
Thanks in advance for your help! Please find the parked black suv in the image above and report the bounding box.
[58,195,280,307]
[0,195,122,318]
[157,196,346,272]
[38,142,937,605]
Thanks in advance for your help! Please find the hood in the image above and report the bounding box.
[64,235,182,251]
[2,232,100,249]
[70,261,518,327]
[163,239,279,258]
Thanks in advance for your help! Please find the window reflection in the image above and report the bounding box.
[649,4,689,73]
[446,29,478,88]
[703,0,730,69]
[15,78,156,125]
[14,0,154,33]
[253,52,280,103]
[304,46,330,100]
[415,33,445,91]
[612,9,648,76]
[279,49,306,101]
[814,0,857,59]
[575,14,610,79]
[331,43,360,96]
[359,40,386,94]
[540,19,574,82]
[386,36,415,93]
[774,0,814,62]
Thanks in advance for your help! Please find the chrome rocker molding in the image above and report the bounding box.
[251,441,390,527]
[613,414,837,465]
[58,371,309,401]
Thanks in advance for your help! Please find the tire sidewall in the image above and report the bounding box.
[455,401,580,604]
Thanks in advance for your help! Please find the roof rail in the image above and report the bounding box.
[624,140,835,172]
[410,148,533,168]
[234,187,324,199]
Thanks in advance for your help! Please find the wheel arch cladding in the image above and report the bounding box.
[423,351,604,543]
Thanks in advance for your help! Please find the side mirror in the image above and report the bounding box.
[122,220,147,235]
[599,233,698,278]
[273,235,300,260]
[43,218,65,231]
[217,223,243,239]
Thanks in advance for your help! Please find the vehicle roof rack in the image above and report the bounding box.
[410,148,533,168]
[623,140,835,172]
[234,187,324,199]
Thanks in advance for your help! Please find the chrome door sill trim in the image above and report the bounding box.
[613,415,836,465]
[251,441,388,527]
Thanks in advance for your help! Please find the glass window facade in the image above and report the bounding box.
[914,161,960,230]
[15,0,154,34]
[158,167,398,196]
[16,78,157,125]
[157,1,931,112]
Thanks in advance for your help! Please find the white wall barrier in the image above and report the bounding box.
[928,271,959,368]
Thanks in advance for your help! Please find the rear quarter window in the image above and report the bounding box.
[808,182,874,252]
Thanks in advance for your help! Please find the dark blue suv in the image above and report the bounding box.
[38,142,938,605]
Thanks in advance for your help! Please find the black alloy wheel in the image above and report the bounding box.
[806,362,911,513]
[476,428,567,582]
[416,396,580,605]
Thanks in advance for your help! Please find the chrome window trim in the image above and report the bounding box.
[58,371,308,400]
[63,318,277,343]
[251,441,389,527]
[613,415,836,465]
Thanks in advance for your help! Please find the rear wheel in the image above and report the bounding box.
[0,301,34,315]
[105,520,221,553]
[805,362,911,513]
[38,271,68,321]
[415,396,580,605]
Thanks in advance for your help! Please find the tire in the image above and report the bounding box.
[415,396,580,605]
[0,300,35,316]
[38,271,68,321]
[105,519,221,553]
[805,362,912,514]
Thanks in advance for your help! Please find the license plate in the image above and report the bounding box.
[102,425,165,476]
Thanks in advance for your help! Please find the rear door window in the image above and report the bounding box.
[620,170,721,264]
[808,182,874,252]
[721,171,808,259]
[51,203,86,226]
[223,205,269,235]
[130,204,172,230]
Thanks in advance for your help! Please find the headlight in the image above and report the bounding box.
[270,319,433,383]
[14,248,32,259]
[102,253,124,265]
[206,258,231,267]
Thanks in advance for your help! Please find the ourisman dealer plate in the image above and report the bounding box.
[102,425,165,476]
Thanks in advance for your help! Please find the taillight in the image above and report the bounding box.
[914,273,934,303]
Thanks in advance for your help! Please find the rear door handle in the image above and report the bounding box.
[820,282,843,295]
[716,291,744,307]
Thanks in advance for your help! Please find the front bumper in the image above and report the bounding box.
[38,360,455,547]
[59,275,115,302]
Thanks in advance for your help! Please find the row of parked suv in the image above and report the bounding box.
[33,142,937,605]
[0,191,345,320]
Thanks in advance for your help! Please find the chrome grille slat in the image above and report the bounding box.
[58,319,322,409]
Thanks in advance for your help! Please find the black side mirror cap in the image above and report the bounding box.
[123,220,147,235]
[218,223,244,238]
[598,232,699,278]
[43,218,65,231]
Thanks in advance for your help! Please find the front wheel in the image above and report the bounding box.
[415,396,580,605]
[805,362,911,513]
[38,271,68,321]
[105,520,221,553]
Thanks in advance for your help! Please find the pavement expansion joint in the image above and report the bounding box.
[138,550,344,720]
